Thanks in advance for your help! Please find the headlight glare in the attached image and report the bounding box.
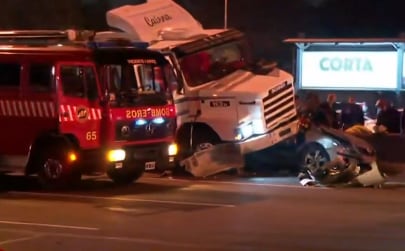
[107,149,126,162]
[235,122,254,140]
[168,143,178,156]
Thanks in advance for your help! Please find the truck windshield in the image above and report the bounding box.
[178,40,250,87]
[102,62,176,106]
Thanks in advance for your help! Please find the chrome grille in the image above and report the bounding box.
[262,82,296,130]
[115,118,176,141]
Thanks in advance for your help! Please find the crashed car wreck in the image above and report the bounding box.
[297,126,387,187]
[180,123,387,189]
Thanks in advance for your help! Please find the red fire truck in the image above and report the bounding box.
[0,30,178,188]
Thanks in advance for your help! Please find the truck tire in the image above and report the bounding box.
[106,164,144,185]
[37,140,81,189]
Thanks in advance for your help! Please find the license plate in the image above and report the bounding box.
[145,161,156,170]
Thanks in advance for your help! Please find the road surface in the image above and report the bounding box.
[0,172,405,251]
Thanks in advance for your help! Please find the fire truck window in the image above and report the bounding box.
[121,64,137,91]
[105,65,122,92]
[29,64,53,92]
[153,66,166,92]
[135,64,158,91]
[163,64,179,93]
[83,66,99,100]
[0,63,20,87]
[60,66,85,98]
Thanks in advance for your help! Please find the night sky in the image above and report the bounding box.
[1,0,405,66]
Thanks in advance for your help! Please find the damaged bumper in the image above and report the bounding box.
[182,121,299,178]
[239,120,299,154]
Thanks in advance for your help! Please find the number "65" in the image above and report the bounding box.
[86,131,97,141]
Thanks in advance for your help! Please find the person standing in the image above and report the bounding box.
[318,93,340,129]
[341,96,365,130]
[374,99,401,134]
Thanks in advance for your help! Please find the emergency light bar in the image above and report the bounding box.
[87,41,149,49]
[91,31,149,49]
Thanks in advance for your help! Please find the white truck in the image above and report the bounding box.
[100,0,299,175]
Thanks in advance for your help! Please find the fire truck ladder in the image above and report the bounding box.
[0,30,96,46]
[0,29,147,48]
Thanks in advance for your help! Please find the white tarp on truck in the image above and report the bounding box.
[106,0,204,43]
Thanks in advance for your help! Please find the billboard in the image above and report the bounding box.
[402,53,405,87]
[301,51,398,89]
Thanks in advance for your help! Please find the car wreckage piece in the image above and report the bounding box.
[182,143,244,178]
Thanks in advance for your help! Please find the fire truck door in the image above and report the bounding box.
[56,62,102,150]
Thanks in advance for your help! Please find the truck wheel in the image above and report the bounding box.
[37,140,81,189]
[298,142,330,174]
[107,164,144,185]
[190,126,221,156]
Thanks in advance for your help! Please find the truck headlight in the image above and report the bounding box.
[252,120,265,134]
[235,123,254,140]
[107,149,126,162]
[168,143,178,156]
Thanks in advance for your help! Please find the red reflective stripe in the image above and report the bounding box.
[12,101,18,116]
[18,101,25,117]
[67,105,74,121]
[41,101,49,117]
[24,101,31,117]
[0,100,5,116]
[91,108,97,120]
[6,101,12,116]
[60,104,69,122]
[87,107,91,120]
[49,102,55,117]
[30,101,37,117]
[36,102,43,117]
[0,99,59,117]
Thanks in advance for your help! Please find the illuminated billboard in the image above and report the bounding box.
[301,51,398,89]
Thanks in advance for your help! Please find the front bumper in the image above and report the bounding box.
[127,143,177,171]
[79,143,177,174]
[238,119,299,154]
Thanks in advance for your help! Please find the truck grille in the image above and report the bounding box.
[115,118,175,141]
[263,81,296,130]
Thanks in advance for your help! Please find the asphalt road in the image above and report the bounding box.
[0,172,405,251]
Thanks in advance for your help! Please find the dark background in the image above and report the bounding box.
[2,0,405,68]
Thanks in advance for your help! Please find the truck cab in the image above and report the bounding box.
[90,46,178,177]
